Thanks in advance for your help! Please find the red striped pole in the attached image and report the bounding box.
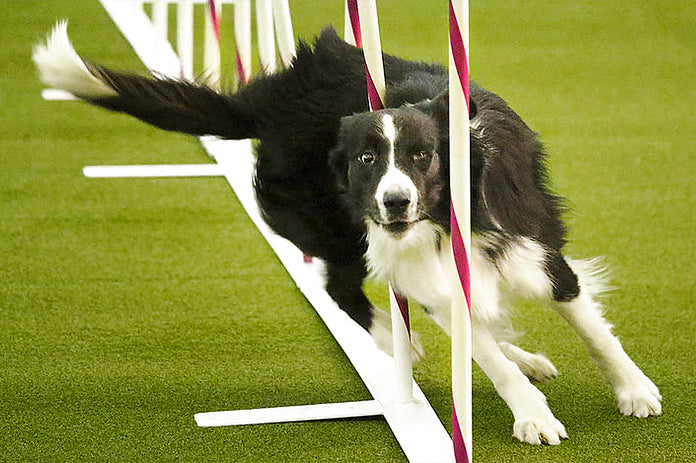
[204,0,221,88]
[449,0,473,461]
[347,0,387,112]
[344,0,361,47]
[205,0,250,88]
[232,0,251,86]
[346,0,414,403]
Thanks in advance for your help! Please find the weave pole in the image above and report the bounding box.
[346,0,414,404]
[449,0,473,461]
[272,0,296,68]
[256,0,276,72]
[177,0,194,79]
[204,0,222,88]
[152,0,168,56]
[232,0,251,85]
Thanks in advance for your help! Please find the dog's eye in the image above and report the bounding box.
[359,152,376,165]
[412,150,431,161]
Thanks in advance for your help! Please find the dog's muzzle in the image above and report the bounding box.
[375,188,419,234]
[383,190,411,219]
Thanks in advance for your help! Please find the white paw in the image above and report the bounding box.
[513,415,568,445]
[499,343,558,383]
[518,353,558,383]
[615,374,662,417]
[503,381,566,445]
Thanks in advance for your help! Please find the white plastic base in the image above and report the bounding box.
[195,400,383,427]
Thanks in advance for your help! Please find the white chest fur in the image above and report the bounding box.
[365,221,454,332]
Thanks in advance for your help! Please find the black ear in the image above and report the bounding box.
[329,114,361,190]
[329,122,349,190]
[329,145,348,190]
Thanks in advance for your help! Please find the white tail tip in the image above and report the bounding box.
[32,20,117,99]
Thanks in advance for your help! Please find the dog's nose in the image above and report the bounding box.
[383,191,411,216]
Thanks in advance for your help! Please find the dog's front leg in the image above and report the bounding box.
[472,319,568,445]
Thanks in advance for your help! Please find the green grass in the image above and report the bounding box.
[1,1,694,461]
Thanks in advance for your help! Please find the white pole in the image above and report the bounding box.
[204,0,221,88]
[344,1,357,46]
[271,0,296,68]
[152,0,168,47]
[152,0,169,73]
[449,0,473,461]
[177,0,194,80]
[233,0,252,85]
[256,0,276,73]
[355,0,386,111]
[350,0,413,403]
[389,288,413,402]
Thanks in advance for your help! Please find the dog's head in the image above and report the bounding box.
[330,91,476,236]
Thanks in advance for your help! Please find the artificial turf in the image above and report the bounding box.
[1,1,694,461]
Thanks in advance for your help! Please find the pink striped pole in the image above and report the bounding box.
[449,0,473,462]
[344,0,361,47]
[205,0,250,88]
[204,0,222,88]
[346,0,413,403]
[346,0,387,112]
[232,0,251,86]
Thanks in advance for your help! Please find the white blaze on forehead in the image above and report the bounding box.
[375,114,419,222]
[382,113,397,161]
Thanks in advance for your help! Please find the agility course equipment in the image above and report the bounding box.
[41,1,470,461]
[345,0,415,406]
[448,1,473,460]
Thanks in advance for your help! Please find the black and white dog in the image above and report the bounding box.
[34,22,661,445]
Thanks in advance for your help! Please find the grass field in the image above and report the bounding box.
[2,1,695,461]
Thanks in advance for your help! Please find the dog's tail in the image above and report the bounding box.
[32,21,256,140]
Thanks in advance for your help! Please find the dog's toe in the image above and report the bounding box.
[615,374,662,417]
[499,343,558,383]
[513,417,568,445]
[521,353,558,383]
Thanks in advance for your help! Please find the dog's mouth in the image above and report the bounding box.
[375,219,419,235]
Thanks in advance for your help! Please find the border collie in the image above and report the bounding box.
[33,22,661,445]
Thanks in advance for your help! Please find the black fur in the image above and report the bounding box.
[76,27,579,330]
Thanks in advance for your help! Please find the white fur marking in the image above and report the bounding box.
[470,236,504,323]
[366,221,452,333]
[382,113,396,158]
[374,114,418,223]
[33,21,117,98]
[500,238,553,300]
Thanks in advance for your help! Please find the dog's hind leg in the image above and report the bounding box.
[549,256,662,417]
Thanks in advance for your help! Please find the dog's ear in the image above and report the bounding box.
[330,114,363,190]
[329,120,350,190]
[329,144,348,190]
[425,89,477,121]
